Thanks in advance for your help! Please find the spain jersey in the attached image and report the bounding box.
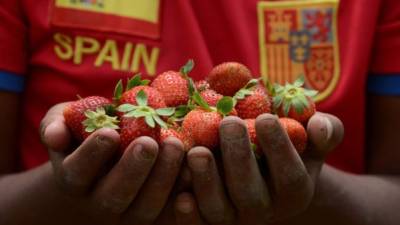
[0,0,399,173]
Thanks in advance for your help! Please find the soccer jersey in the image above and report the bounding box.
[0,0,399,172]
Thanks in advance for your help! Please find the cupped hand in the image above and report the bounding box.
[179,112,344,225]
[40,103,185,225]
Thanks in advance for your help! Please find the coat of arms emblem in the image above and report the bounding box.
[258,0,340,102]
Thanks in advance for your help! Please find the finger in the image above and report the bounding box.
[219,116,271,223]
[307,112,344,157]
[59,128,120,195]
[188,147,235,225]
[91,136,158,214]
[174,192,208,225]
[255,114,313,218]
[174,164,193,193]
[302,112,344,181]
[40,103,71,152]
[123,137,185,225]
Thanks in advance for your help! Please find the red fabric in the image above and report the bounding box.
[0,0,398,173]
[370,0,400,73]
[0,0,27,74]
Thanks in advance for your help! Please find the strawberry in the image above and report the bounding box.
[120,86,166,109]
[207,62,252,96]
[235,92,271,119]
[119,117,160,151]
[200,89,223,106]
[151,71,189,107]
[63,96,119,141]
[117,90,175,151]
[198,89,238,116]
[182,109,223,149]
[233,79,271,119]
[151,60,195,107]
[244,119,262,156]
[160,127,194,151]
[273,77,317,123]
[195,80,210,92]
[279,117,307,154]
[182,92,235,149]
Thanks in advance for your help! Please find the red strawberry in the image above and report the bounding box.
[200,89,223,106]
[235,91,271,119]
[279,117,307,154]
[273,77,317,123]
[118,89,174,152]
[119,117,160,151]
[160,127,194,151]
[182,109,223,149]
[253,83,268,95]
[198,90,238,116]
[195,80,210,92]
[120,86,166,108]
[279,97,316,123]
[151,71,189,107]
[244,119,262,156]
[207,62,252,96]
[63,96,118,141]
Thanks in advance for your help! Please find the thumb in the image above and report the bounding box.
[306,112,344,159]
[301,112,344,182]
[40,103,71,152]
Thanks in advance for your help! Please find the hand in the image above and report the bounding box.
[40,103,185,225]
[181,113,344,225]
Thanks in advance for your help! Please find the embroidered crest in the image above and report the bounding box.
[258,0,340,102]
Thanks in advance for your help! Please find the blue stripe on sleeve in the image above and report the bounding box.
[368,74,400,95]
[0,71,25,92]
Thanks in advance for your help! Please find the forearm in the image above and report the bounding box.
[282,164,400,225]
[0,163,93,225]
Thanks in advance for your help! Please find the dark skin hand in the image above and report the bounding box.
[0,97,185,225]
[173,95,400,225]
[2,91,400,225]
[171,113,343,225]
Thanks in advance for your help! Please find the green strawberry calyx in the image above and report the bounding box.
[113,73,150,102]
[82,107,120,133]
[191,91,234,117]
[232,78,261,106]
[180,59,195,78]
[273,76,318,116]
[117,90,175,129]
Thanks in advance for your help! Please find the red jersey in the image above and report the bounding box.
[0,0,399,173]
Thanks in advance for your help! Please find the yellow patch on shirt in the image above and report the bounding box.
[55,0,160,23]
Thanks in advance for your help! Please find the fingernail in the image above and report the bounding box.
[220,123,246,141]
[43,121,66,151]
[96,135,115,149]
[135,144,156,160]
[163,143,184,162]
[190,157,209,173]
[177,201,193,214]
[323,117,333,141]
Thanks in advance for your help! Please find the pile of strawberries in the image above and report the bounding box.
[63,60,317,156]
